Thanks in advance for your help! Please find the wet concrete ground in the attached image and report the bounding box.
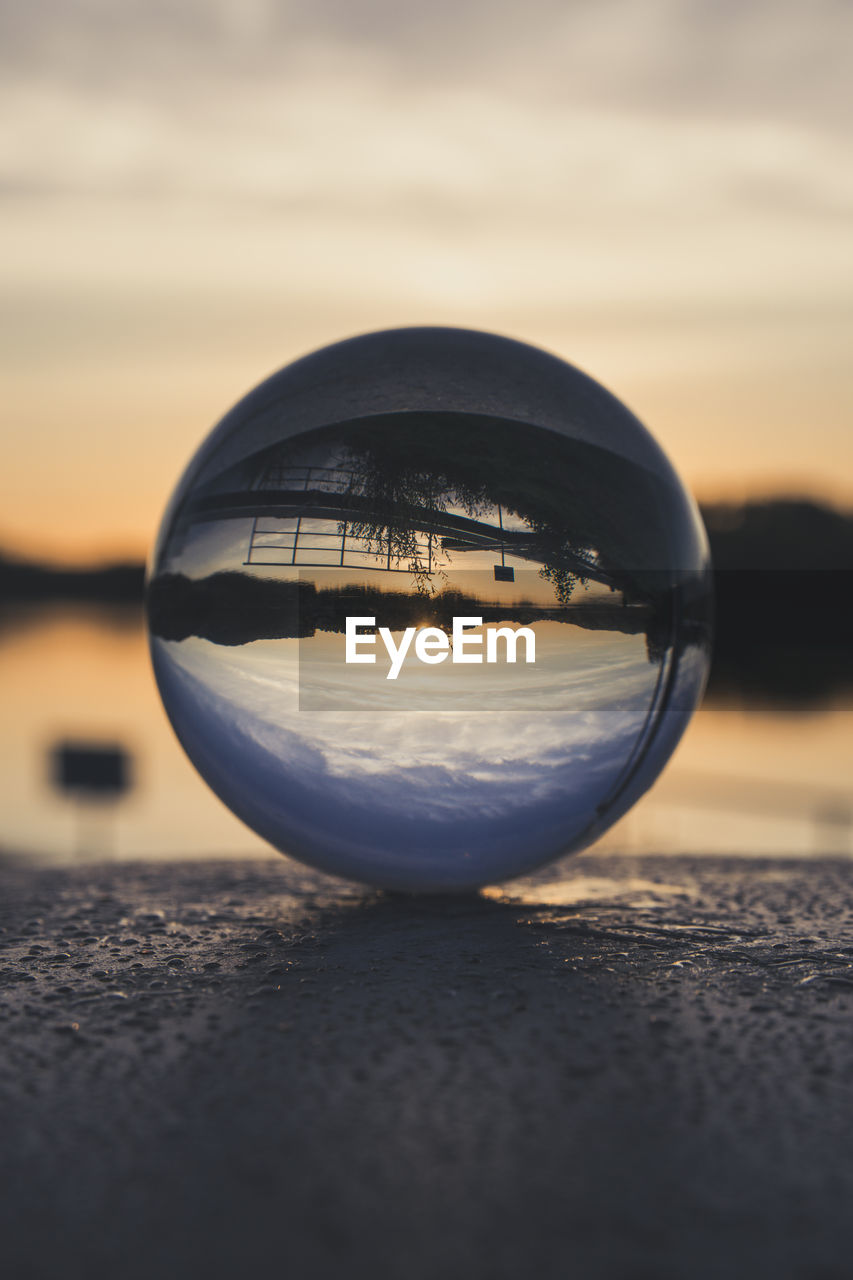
[2,851,853,1280]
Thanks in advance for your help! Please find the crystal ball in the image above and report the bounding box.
[147,327,711,890]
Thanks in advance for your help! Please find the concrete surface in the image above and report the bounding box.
[2,852,853,1280]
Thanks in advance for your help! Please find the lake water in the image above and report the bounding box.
[2,605,851,866]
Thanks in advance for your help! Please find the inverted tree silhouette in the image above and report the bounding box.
[157,411,705,657]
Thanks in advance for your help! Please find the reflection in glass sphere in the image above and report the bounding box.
[147,327,711,890]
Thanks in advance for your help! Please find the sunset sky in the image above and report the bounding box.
[2,0,852,564]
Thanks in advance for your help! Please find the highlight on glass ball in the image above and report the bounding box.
[147,327,712,890]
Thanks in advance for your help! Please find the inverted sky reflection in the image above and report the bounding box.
[152,624,674,886]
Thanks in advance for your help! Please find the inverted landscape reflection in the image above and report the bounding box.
[147,329,711,889]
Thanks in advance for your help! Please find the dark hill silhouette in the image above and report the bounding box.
[701,499,853,570]
[0,553,144,604]
[698,500,853,706]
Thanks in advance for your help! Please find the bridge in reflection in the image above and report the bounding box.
[184,463,614,589]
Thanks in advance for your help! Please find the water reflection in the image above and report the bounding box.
[148,328,711,889]
[0,606,274,862]
[0,605,849,863]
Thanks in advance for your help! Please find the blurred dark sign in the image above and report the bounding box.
[50,741,133,798]
[493,564,515,582]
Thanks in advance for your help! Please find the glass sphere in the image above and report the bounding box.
[147,327,711,890]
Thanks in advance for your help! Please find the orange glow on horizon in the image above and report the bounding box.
[2,4,851,565]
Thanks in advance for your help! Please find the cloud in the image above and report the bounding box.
[2,0,850,269]
[151,625,706,886]
[2,0,851,128]
[2,0,850,293]
[154,629,655,806]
